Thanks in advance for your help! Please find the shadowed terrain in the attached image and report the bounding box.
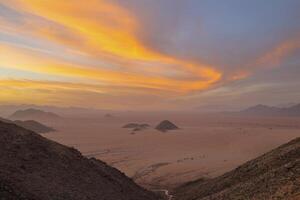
[174,137,300,200]
[0,121,160,200]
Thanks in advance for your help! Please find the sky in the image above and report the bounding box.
[0,0,300,110]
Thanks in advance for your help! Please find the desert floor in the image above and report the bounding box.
[44,112,300,189]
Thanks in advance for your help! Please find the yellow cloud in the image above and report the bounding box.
[1,0,222,91]
[9,0,162,61]
[0,43,221,93]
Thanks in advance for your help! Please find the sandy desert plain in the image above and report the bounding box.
[42,111,300,190]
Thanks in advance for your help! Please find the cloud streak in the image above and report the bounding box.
[1,0,300,109]
[0,0,223,105]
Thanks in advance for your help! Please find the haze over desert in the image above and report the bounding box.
[1,106,299,192]
[44,111,300,188]
[1,0,300,199]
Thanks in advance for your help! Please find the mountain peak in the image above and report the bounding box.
[156,120,179,132]
[10,108,60,121]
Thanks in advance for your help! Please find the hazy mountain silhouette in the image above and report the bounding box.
[10,108,61,121]
[0,121,159,200]
[241,104,280,115]
[123,123,150,133]
[0,118,54,133]
[238,103,300,117]
[123,123,141,128]
[14,120,55,133]
[174,137,300,200]
[156,120,179,132]
[0,104,112,118]
[0,117,11,123]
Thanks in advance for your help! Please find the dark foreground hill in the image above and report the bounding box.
[0,118,54,133]
[0,121,159,200]
[174,137,300,200]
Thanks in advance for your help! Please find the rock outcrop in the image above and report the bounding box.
[155,120,179,132]
[123,123,150,133]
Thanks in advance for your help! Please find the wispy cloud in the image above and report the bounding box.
[0,0,299,109]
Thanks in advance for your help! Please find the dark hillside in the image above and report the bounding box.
[0,121,159,200]
[175,137,300,200]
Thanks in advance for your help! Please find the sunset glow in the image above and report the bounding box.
[1,0,300,109]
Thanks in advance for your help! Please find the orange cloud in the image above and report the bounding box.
[0,0,222,93]
[255,37,300,68]
[227,36,300,81]
[0,44,221,93]
[8,0,162,61]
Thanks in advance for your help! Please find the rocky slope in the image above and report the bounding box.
[174,137,300,200]
[0,121,160,200]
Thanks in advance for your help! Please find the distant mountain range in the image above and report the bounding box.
[0,104,113,117]
[0,121,159,200]
[237,103,300,117]
[174,137,300,200]
[0,117,55,133]
[10,108,61,121]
